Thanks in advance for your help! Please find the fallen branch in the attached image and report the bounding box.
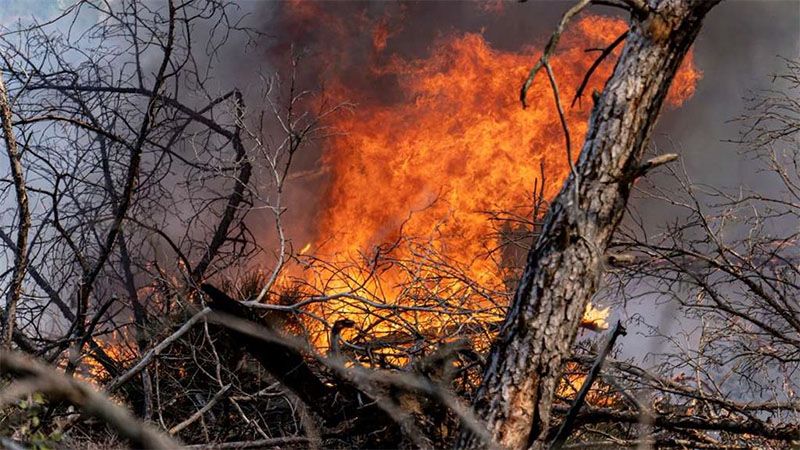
[183,436,310,449]
[553,404,800,442]
[0,351,180,450]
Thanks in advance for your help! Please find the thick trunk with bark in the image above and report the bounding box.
[457,1,720,449]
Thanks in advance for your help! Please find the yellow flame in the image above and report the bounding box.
[299,242,312,255]
[580,303,610,331]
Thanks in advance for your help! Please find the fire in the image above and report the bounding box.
[298,242,312,255]
[71,332,137,384]
[580,303,610,331]
[557,361,619,407]
[281,11,700,351]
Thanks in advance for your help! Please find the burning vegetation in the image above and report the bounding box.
[0,1,797,450]
[283,12,699,354]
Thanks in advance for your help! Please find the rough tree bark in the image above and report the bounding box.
[457,1,721,449]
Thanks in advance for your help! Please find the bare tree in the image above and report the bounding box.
[0,0,286,433]
[0,0,264,364]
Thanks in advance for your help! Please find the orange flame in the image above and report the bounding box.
[287,14,700,349]
[72,331,137,384]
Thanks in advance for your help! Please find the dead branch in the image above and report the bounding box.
[571,31,629,107]
[549,321,626,449]
[554,405,800,442]
[183,436,310,449]
[71,0,177,363]
[169,384,232,435]
[0,351,180,449]
[0,71,30,349]
[520,0,592,108]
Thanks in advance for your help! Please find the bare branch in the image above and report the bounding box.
[0,70,30,348]
[0,351,180,449]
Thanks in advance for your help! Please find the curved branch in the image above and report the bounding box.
[0,351,180,449]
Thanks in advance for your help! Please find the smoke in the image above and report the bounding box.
[648,0,799,213]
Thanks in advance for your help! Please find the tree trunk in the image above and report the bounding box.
[457,1,721,449]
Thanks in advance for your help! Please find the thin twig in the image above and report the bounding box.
[170,384,232,435]
[543,61,579,187]
[520,0,592,108]
[106,307,211,392]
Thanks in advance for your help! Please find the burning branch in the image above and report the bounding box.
[201,283,502,449]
